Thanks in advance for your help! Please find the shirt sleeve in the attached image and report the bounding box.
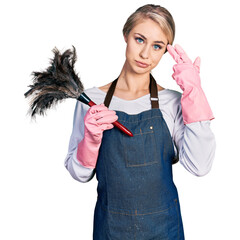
[64,101,95,183]
[172,98,216,176]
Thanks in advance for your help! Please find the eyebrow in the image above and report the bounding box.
[134,33,166,45]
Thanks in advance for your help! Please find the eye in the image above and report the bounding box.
[135,37,144,44]
[153,44,162,50]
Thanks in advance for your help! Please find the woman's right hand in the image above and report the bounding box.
[77,103,118,169]
[84,103,118,142]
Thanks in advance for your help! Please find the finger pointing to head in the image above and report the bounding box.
[174,44,192,64]
[167,44,183,64]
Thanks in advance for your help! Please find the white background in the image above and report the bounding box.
[0,0,239,239]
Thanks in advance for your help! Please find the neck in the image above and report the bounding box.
[117,60,151,93]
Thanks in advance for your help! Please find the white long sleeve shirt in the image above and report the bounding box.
[64,86,216,182]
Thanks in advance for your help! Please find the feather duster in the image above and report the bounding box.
[24,46,83,116]
[24,46,133,137]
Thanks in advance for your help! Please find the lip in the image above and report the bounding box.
[135,60,149,68]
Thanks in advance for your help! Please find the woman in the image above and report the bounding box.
[65,4,216,239]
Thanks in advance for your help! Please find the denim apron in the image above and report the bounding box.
[93,74,185,240]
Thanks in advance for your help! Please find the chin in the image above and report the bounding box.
[131,64,150,74]
[134,66,151,75]
[136,70,150,75]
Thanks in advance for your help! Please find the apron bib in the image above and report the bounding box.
[93,74,184,240]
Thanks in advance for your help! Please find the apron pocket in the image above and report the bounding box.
[122,124,158,167]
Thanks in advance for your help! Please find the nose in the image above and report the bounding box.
[140,44,150,59]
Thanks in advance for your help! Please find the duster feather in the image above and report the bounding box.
[24,46,84,117]
[24,46,133,137]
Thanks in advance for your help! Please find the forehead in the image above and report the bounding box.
[131,18,167,43]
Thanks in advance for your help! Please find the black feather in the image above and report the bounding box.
[24,46,84,117]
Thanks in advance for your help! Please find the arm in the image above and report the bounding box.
[64,101,95,183]
[167,44,216,176]
[173,101,216,176]
[64,101,118,182]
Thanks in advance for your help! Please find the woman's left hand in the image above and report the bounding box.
[167,44,214,124]
[167,44,201,92]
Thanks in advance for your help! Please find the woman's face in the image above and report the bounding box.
[124,18,168,74]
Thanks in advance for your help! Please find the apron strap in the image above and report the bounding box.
[104,77,118,108]
[149,74,159,109]
[104,73,159,109]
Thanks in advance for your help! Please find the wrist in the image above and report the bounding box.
[76,138,99,168]
[84,130,103,144]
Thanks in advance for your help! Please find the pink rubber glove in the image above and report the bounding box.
[76,103,118,168]
[167,44,214,124]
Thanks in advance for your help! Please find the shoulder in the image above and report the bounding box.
[79,86,107,106]
[98,82,112,93]
[157,84,165,92]
[159,88,182,102]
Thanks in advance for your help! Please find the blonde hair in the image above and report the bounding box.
[122,4,175,50]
